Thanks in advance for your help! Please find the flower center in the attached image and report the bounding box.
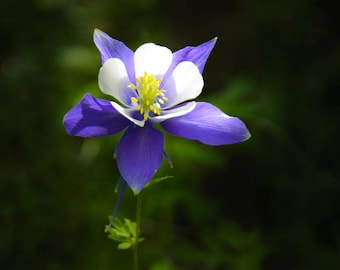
[129,72,168,121]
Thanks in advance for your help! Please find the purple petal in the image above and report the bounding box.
[116,124,164,194]
[161,102,251,146]
[63,93,129,137]
[161,38,217,86]
[93,29,135,83]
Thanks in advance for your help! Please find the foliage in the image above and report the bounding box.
[106,218,144,250]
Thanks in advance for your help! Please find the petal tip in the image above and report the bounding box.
[243,130,251,141]
[132,188,141,196]
[93,28,103,38]
[236,120,251,143]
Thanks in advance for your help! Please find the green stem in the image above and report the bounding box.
[133,190,143,270]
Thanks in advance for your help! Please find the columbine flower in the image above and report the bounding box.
[63,29,250,195]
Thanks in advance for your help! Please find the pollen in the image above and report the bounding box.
[129,72,168,120]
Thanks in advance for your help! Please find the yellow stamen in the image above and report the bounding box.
[129,72,168,120]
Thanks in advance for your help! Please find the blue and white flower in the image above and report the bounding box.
[64,29,250,194]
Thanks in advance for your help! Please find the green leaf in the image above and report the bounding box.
[117,242,132,250]
[138,237,145,243]
[107,228,129,242]
[106,217,144,250]
[123,218,137,237]
[111,216,124,228]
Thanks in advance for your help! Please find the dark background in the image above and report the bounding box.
[1,0,339,269]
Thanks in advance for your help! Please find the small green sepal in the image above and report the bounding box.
[144,175,173,189]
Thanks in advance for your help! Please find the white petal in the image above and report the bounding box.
[98,58,135,106]
[134,43,173,77]
[163,61,203,108]
[149,101,196,124]
[111,101,145,127]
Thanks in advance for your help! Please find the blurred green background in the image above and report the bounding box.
[1,0,339,269]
